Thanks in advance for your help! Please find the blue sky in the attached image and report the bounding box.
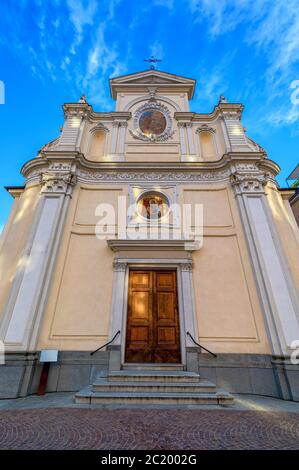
[0,0,299,231]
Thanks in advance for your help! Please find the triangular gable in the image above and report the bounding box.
[110,70,196,99]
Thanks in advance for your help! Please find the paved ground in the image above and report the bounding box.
[0,393,298,450]
[0,406,298,450]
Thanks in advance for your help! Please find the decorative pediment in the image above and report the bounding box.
[118,75,184,85]
[110,70,196,99]
[89,123,109,134]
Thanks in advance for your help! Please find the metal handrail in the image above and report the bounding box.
[187,331,217,358]
[90,330,120,356]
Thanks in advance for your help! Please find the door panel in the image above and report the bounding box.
[125,270,181,363]
[157,292,175,321]
[131,292,150,320]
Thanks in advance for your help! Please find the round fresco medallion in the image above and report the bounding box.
[137,193,169,220]
[139,110,167,137]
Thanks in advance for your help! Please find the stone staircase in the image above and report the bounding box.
[75,367,234,406]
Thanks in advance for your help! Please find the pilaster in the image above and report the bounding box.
[108,261,128,346]
[178,122,199,162]
[0,170,77,351]
[231,169,299,355]
[180,261,198,347]
[178,122,187,157]
[108,120,127,161]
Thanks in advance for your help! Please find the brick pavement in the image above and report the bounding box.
[0,408,298,450]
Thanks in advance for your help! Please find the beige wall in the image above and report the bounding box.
[37,181,271,353]
[88,130,107,161]
[182,183,271,353]
[37,184,127,350]
[0,186,40,320]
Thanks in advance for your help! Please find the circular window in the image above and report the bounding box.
[137,192,169,220]
[139,110,167,137]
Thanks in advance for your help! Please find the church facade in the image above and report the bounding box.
[0,70,299,401]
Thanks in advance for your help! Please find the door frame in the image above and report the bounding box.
[125,268,181,364]
[108,257,198,368]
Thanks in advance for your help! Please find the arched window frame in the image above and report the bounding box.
[88,123,110,158]
[195,125,220,160]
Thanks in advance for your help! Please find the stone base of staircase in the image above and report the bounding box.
[75,368,234,406]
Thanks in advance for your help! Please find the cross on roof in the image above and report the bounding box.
[144,55,162,70]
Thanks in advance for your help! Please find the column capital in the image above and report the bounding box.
[177,122,186,128]
[41,171,77,195]
[63,102,92,119]
[230,172,267,195]
[181,261,193,272]
[113,260,127,272]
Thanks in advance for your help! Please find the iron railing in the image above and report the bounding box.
[90,330,120,356]
[187,331,217,358]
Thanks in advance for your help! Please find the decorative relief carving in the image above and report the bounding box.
[113,261,127,272]
[235,163,258,171]
[77,169,231,183]
[25,169,46,184]
[48,162,72,171]
[129,101,175,142]
[230,172,267,195]
[41,172,77,195]
[195,124,216,134]
[90,123,110,134]
[180,261,193,272]
[147,87,157,101]
[221,111,242,120]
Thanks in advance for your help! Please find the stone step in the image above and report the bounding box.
[75,389,234,406]
[108,370,200,383]
[92,380,216,394]
[122,363,184,371]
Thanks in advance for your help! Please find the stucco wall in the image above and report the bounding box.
[37,184,126,351]
[37,181,271,354]
[182,183,270,354]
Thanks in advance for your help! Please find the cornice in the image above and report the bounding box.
[258,158,281,176]
[87,111,132,124]
[5,186,25,198]
[175,103,244,123]
[108,239,199,252]
[63,102,92,117]
[19,151,280,188]
[110,70,196,100]
[21,151,275,174]
[278,188,296,200]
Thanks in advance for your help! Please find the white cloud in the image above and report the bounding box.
[187,0,299,82]
[66,0,98,51]
[1,0,128,108]
[82,23,128,107]
[188,0,268,36]
[188,0,299,129]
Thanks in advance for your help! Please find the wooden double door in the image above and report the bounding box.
[125,270,181,363]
